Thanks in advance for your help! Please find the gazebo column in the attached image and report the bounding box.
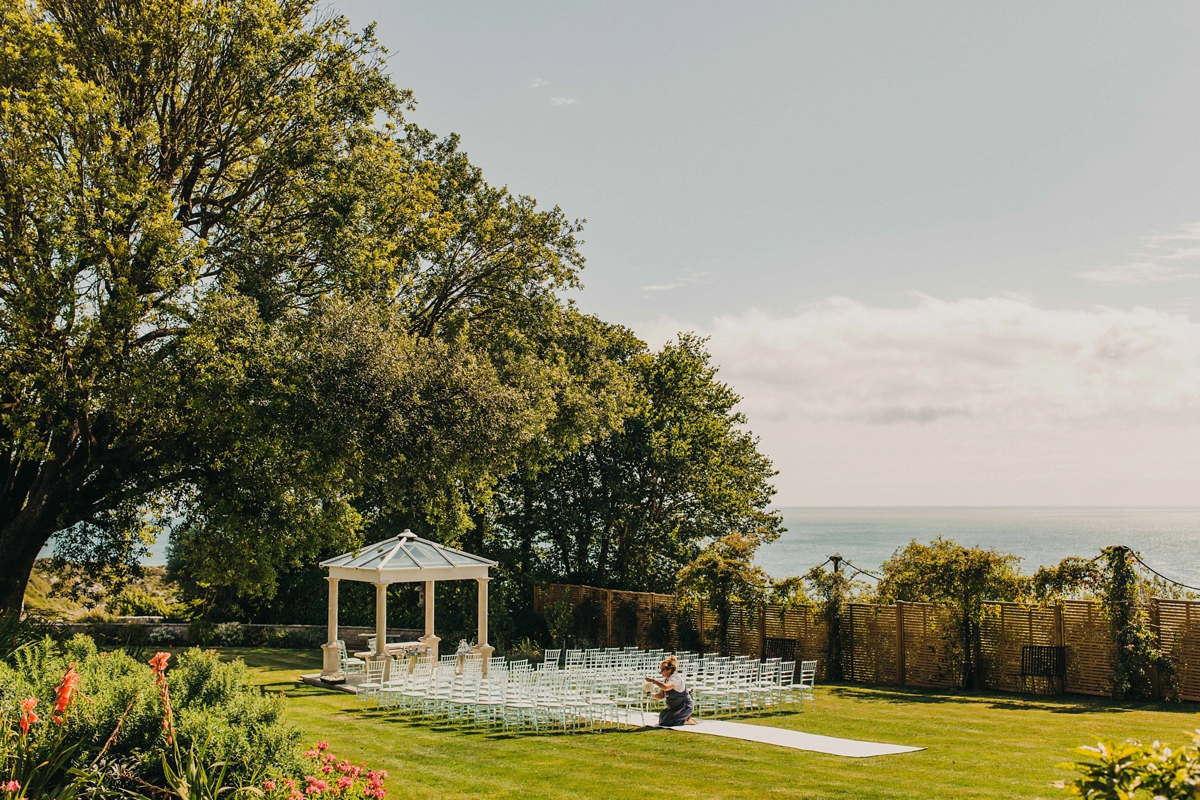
[418,580,440,660]
[320,577,340,676]
[473,576,494,674]
[373,583,388,658]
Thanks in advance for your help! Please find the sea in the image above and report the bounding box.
[756,507,1200,587]
[53,506,1200,587]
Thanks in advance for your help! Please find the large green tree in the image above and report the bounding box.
[494,334,782,594]
[876,538,1026,689]
[0,0,591,612]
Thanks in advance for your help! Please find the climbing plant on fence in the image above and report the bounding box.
[1100,546,1174,700]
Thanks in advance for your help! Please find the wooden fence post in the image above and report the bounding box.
[896,601,906,687]
[605,590,614,647]
[758,603,767,661]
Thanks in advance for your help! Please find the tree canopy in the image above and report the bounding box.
[0,0,783,626]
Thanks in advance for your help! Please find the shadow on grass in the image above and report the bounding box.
[826,684,1200,715]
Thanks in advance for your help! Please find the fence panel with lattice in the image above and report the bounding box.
[845,603,899,685]
[1156,598,1200,702]
[1061,600,1113,696]
[979,602,1061,693]
[899,602,960,688]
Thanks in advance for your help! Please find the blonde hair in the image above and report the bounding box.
[660,655,679,674]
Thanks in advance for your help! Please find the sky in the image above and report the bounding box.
[330,0,1200,507]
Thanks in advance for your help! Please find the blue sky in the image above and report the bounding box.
[332,0,1200,506]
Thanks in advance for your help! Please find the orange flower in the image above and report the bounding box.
[148,652,174,744]
[18,698,38,736]
[148,652,171,677]
[53,665,80,723]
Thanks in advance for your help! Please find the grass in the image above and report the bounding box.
[218,647,1200,799]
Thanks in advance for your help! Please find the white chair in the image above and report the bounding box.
[798,660,817,708]
[541,648,562,670]
[355,657,387,706]
[336,640,365,675]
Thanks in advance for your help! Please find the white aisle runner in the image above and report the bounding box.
[629,713,923,758]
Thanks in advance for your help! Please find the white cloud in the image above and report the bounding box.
[638,295,1200,426]
[550,97,579,106]
[639,270,708,293]
[1076,222,1200,285]
[529,78,547,89]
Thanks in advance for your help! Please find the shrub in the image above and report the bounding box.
[1056,734,1200,799]
[149,627,179,645]
[506,637,542,664]
[187,620,215,646]
[611,599,639,647]
[543,598,573,649]
[108,587,173,618]
[213,622,244,646]
[0,636,299,791]
[645,605,674,650]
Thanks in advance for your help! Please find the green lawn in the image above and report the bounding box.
[218,648,1200,799]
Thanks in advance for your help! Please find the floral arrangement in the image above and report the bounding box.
[261,742,387,799]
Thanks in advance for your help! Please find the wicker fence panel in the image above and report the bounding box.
[1061,600,1113,696]
[1156,599,1200,702]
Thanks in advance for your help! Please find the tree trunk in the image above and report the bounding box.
[0,506,59,615]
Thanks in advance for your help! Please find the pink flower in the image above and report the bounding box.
[289,794,303,800]
[336,776,352,791]
[304,750,319,758]
[263,780,277,791]
[284,779,297,790]
[316,741,329,751]
[321,765,333,774]
[3,780,20,793]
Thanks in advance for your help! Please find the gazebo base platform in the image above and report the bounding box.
[299,674,359,694]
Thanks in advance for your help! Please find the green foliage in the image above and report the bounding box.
[495,334,782,595]
[1056,734,1200,799]
[505,637,542,664]
[803,561,866,682]
[1032,557,1104,601]
[645,605,674,651]
[611,599,639,647]
[571,596,606,648]
[877,538,1025,689]
[108,587,175,619]
[542,599,573,650]
[0,637,298,791]
[678,530,773,653]
[1101,547,1173,701]
[0,614,64,664]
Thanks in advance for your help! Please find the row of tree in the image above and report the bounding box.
[0,0,781,646]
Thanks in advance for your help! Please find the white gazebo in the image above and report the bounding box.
[319,530,497,676]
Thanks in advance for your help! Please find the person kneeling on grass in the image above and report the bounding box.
[647,655,697,727]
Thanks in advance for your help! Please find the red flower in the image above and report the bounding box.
[18,698,38,735]
[263,780,277,792]
[53,665,80,723]
[3,779,21,792]
[315,741,329,751]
